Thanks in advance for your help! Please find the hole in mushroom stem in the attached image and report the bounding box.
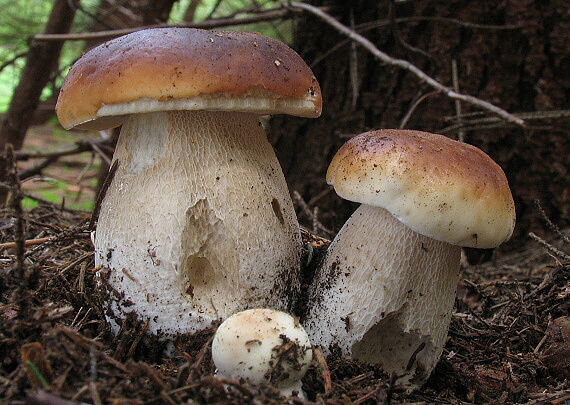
[351,309,434,383]
[271,198,285,225]
[185,256,213,289]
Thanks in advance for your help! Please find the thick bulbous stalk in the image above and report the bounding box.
[95,110,302,336]
[303,204,460,387]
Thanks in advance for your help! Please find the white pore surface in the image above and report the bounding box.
[212,308,312,398]
[94,110,302,336]
[303,205,461,387]
[93,94,320,128]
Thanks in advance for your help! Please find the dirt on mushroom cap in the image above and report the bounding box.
[56,28,322,130]
[326,129,516,248]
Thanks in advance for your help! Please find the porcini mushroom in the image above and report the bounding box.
[55,28,322,336]
[212,308,312,399]
[303,129,515,388]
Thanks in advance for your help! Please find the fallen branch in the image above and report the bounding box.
[0,237,53,249]
[312,348,332,395]
[14,138,114,162]
[14,138,114,183]
[534,199,570,246]
[529,232,570,263]
[24,223,91,258]
[187,334,215,383]
[358,15,523,32]
[441,109,570,134]
[33,6,300,42]
[16,157,57,180]
[399,91,439,129]
[292,190,334,238]
[289,1,525,128]
[4,144,27,312]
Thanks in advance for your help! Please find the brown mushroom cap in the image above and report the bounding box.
[56,28,322,130]
[326,129,516,248]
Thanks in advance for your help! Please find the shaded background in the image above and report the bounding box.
[271,0,570,255]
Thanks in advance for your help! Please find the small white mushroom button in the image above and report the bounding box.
[212,308,313,399]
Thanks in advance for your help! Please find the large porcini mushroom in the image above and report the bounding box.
[303,129,515,388]
[212,308,312,399]
[55,28,322,336]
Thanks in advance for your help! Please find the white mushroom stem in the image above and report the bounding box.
[303,204,461,387]
[94,110,301,336]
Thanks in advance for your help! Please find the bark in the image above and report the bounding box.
[271,0,570,249]
[0,0,76,202]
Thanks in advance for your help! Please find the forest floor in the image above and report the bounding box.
[0,126,569,404]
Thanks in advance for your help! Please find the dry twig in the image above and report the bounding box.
[24,390,77,405]
[89,160,119,230]
[451,59,465,141]
[528,232,570,263]
[293,190,334,237]
[33,6,302,42]
[441,109,570,133]
[0,236,52,249]
[3,144,29,317]
[313,347,332,395]
[399,91,438,128]
[534,200,570,246]
[187,335,215,383]
[24,224,90,258]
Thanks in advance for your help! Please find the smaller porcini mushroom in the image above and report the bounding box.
[55,28,322,337]
[303,129,515,389]
[212,308,312,399]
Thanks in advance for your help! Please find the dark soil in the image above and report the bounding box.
[1,185,569,404]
